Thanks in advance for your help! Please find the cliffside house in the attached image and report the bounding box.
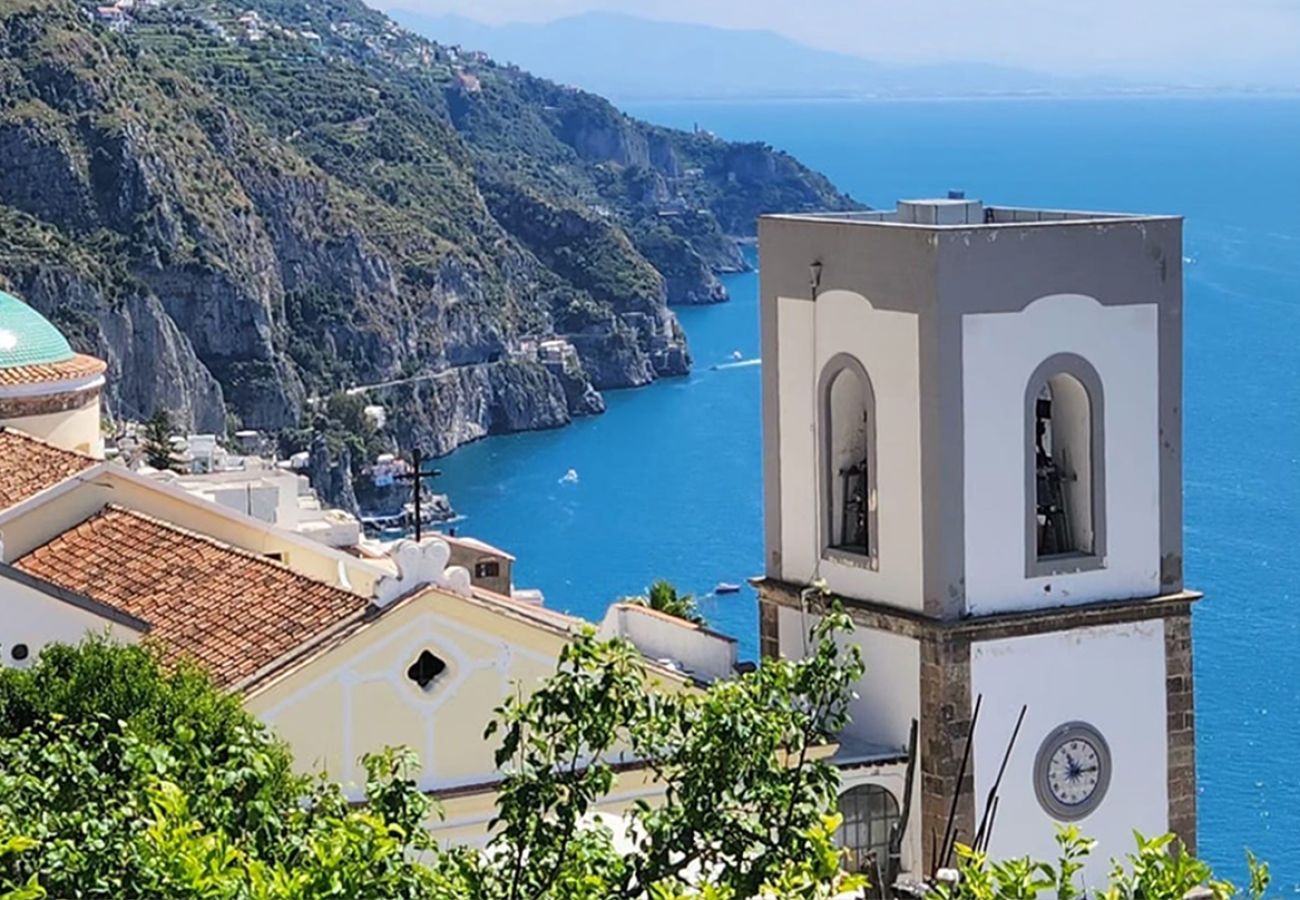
[151,462,364,550]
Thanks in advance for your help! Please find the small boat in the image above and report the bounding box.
[731,350,743,360]
[714,582,742,595]
[559,468,579,484]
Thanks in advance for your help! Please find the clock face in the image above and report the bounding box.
[1033,722,1112,820]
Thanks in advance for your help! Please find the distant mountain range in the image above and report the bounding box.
[388,11,1135,101]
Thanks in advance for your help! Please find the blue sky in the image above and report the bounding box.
[373,0,1300,85]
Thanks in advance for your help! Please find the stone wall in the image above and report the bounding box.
[759,599,779,660]
[919,632,975,872]
[1165,611,1197,853]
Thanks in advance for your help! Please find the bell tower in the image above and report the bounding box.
[756,199,1196,879]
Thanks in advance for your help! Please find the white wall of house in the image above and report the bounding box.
[0,574,140,668]
[778,606,918,753]
[598,604,737,683]
[838,762,920,877]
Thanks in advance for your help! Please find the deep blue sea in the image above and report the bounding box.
[432,98,1300,887]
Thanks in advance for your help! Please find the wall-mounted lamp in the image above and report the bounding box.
[809,260,823,297]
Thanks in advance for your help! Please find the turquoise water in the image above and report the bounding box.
[433,98,1300,887]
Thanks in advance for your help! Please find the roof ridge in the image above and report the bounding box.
[471,585,580,627]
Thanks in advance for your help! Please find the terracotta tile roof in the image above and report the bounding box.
[0,353,107,387]
[0,428,97,511]
[14,506,368,687]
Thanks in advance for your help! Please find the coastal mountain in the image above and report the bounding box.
[391,11,1124,102]
[0,0,857,457]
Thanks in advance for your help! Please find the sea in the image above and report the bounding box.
[429,97,1300,887]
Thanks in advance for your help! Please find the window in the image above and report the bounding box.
[474,560,501,579]
[819,354,876,562]
[406,650,448,691]
[10,643,29,662]
[1027,354,1105,573]
[835,784,900,878]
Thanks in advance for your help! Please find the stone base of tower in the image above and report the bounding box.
[1164,612,1197,853]
[757,579,1199,872]
[917,631,976,871]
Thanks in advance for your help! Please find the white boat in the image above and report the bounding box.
[559,468,579,484]
[714,582,741,594]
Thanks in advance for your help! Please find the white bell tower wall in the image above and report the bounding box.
[774,288,925,612]
[961,293,1161,614]
[970,619,1170,879]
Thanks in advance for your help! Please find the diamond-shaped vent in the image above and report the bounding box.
[406,650,447,690]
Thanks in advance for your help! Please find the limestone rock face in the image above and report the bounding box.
[556,367,607,417]
[0,0,859,455]
[308,433,361,517]
[379,361,575,458]
[16,272,226,433]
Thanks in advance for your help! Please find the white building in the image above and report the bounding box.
[155,460,361,549]
[756,198,1195,883]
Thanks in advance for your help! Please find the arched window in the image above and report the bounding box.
[1026,354,1106,573]
[819,354,876,563]
[835,784,900,877]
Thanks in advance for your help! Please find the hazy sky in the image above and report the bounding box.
[373,0,1300,85]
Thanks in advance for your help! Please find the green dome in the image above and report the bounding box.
[0,290,74,370]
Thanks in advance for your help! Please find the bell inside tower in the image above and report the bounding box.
[825,362,872,557]
[1033,373,1095,558]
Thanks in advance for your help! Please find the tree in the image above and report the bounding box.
[929,826,1270,900]
[479,606,865,899]
[0,639,440,899]
[143,408,176,471]
[0,616,864,899]
[0,630,1268,900]
[631,579,705,625]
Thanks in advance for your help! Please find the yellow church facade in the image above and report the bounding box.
[244,586,691,846]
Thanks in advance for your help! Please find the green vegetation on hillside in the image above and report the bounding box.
[0,0,858,449]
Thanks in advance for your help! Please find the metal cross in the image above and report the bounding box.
[393,447,442,542]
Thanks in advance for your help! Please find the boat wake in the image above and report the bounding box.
[711,358,762,371]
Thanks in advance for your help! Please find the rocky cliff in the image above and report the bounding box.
[0,0,860,458]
